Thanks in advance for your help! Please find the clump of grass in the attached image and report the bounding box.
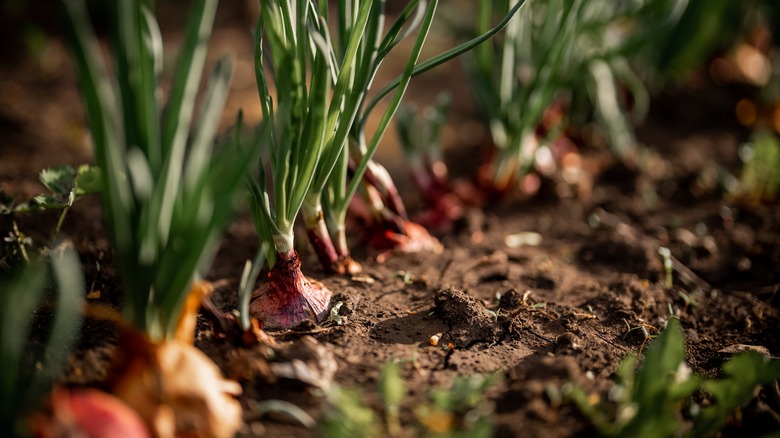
[63,0,251,435]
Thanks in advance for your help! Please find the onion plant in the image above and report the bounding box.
[469,0,685,192]
[248,0,527,328]
[63,0,247,435]
[307,0,527,274]
[396,94,464,233]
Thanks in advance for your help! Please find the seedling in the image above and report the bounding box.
[658,246,674,288]
[622,318,657,354]
[63,0,250,435]
[676,290,700,313]
[1,164,101,239]
[1,165,100,268]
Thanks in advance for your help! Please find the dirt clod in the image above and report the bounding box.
[433,287,504,347]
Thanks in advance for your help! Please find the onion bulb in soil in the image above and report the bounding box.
[106,282,243,438]
[31,388,150,438]
[250,250,332,329]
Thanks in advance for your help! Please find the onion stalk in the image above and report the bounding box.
[469,0,683,193]
[247,0,341,328]
[62,0,250,435]
[296,0,529,273]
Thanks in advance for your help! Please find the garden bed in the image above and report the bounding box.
[1,3,779,437]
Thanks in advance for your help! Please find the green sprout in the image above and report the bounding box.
[29,164,101,239]
[0,165,100,264]
[63,0,254,341]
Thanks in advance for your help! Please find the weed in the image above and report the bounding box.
[566,318,780,437]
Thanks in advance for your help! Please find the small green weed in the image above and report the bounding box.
[1,164,100,267]
[566,318,780,437]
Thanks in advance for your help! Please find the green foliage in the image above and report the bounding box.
[320,360,498,438]
[33,164,101,209]
[0,243,84,437]
[0,164,101,242]
[318,0,527,253]
[693,352,780,436]
[468,0,693,184]
[642,0,740,81]
[428,373,499,413]
[566,318,780,437]
[62,0,254,340]
[320,386,380,438]
[248,0,525,265]
[417,373,498,438]
[247,0,341,257]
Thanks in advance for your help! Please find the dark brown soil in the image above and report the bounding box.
[2,3,779,437]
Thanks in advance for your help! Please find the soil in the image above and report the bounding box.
[2,3,780,438]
